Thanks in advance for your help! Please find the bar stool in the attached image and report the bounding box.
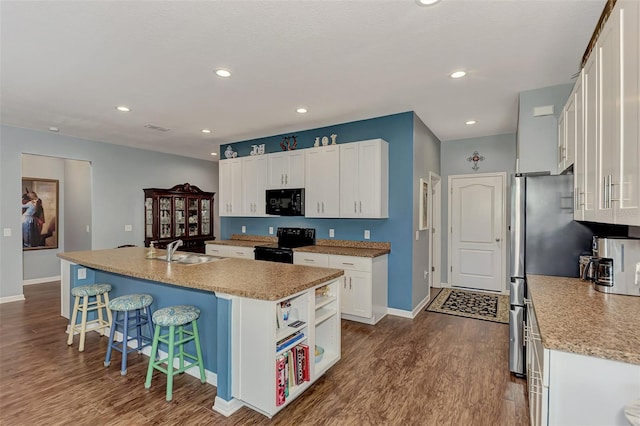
[145,305,206,401]
[67,283,112,352]
[104,294,154,376]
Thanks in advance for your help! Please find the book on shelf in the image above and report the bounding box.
[276,331,304,352]
[299,343,310,381]
[276,355,286,407]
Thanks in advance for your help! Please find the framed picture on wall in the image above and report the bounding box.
[22,177,59,250]
[419,178,429,230]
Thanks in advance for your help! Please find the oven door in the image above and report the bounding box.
[254,247,294,264]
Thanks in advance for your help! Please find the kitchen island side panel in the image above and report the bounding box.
[92,269,219,373]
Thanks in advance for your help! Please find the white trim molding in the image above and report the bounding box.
[0,294,26,304]
[23,275,61,285]
[213,396,244,417]
[387,293,431,319]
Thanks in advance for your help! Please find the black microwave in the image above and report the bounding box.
[266,189,305,216]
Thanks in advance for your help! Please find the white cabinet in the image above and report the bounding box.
[305,146,340,218]
[234,279,341,417]
[267,151,306,189]
[573,72,585,220]
[294,253,388,325]
[242,156,268,216]
[205,244,254,259]
[558,84,577,174]
[582,50,598,222]
[339,139,389,218]
[293,252,329,268]
[219,158,243,217]
[596,0,640,226]
[331,254,387,324]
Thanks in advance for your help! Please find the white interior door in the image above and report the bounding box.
[449,173,505,292]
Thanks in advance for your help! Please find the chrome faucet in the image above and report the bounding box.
[166,239,184,262]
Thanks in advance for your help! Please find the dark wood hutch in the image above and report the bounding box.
[144,183,215,253]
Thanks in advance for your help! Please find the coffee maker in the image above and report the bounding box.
[584,237,640,296]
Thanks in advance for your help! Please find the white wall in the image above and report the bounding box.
[517,83,573,173]
[1,125,218,300]
[412,114,441,308]
[64,158,92,253]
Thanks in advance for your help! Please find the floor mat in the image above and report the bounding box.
[426,288,509,324]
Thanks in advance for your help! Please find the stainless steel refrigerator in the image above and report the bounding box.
[509,173,594,377]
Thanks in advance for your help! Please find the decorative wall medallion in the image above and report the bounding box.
[467,150,485,171]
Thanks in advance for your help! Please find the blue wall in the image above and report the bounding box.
[221,112,416,311]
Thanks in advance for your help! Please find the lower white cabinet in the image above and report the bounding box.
[526,298,640,426]
[205,244,255,259]
[234,279,341,417]
[294,252,388,325]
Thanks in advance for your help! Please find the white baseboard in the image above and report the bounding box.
[23,275,61,285]
[386,293,430,319]
[213,396,244,417]
[0,294,26,304]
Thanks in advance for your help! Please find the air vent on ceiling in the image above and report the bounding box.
[144,124,171,132]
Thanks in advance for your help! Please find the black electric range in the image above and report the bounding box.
[254,227,316,264]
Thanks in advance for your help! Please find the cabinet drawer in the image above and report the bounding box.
[226,246,255,259]
[205,244,228,256]
[329,255,372,272]
[293,252,330,267]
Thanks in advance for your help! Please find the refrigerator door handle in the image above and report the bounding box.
[509,306,525,376]
[510,277,526,306]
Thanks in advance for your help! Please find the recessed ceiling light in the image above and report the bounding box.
[210,152,217,156]
[215,69,231,78]
[296,108,308,114]
[201,129,212,134]
[416,0,441,6]
[466,120,477,125]
[450,71,466,79]
[48,126,59,132]
[116,106,131,112]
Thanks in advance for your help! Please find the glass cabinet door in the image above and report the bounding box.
[159,197,172,239]
[145,197,154,238]
[201,198,211,235]
[175,197,186,237]
[188,198,199,236]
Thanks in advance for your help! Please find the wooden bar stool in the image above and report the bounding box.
[145,305,206,401]
[67,283,112,352]
[104,294,154,376]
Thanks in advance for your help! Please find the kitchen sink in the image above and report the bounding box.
[150,253,226,265]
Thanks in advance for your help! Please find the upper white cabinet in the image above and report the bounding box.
[242,156,268,216]
[596,0,640,226]
[267,151,306,189]
[339,139,389,219]
[219,158,243,217]
[572,0,639,226]
[305,146,340,218]
[572,72,585,220]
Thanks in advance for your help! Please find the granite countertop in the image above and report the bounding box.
[207,235,391,258]
[527,274,640,365]
[58,247,343,301]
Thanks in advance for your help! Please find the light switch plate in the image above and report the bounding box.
[86,225,90,233]
[329,229,335,238]
[416,231,419,240]
[364,230,370,240]
[78,268,87,279]
[241,226,246,233]
[3,228,11,237]
[124,224,132,232]
[269,227,274,235]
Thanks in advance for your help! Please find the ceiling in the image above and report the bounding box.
[0,0,606,162]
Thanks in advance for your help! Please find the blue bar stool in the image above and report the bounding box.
[104,294,154,375]
[67,283,112,352]
[145,305,206,401]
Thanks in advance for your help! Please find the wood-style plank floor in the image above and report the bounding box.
[0,283,528,425]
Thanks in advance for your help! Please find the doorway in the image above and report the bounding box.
[448,172,506,293]
[429,172,442,288]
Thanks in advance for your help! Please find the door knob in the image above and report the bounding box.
[496,238,501,242]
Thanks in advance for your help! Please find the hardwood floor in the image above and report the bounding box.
[0,283,528,425]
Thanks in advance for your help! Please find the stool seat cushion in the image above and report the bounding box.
[153,305,200,327]
[71,283,112,297]
[108,294,153,311]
